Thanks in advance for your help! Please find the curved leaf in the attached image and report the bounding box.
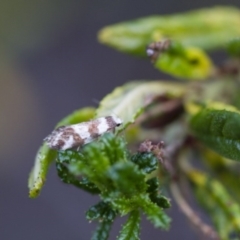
[28,144,56,198]
[131,152,158,174]
[98,6,240,56]
[201,148,240,202]
[118,210,140,240]
[28,107,95,198]
[86,201,118,222]
[141,195,171,229]
[187,169,240,239]
[96,81,185,131]
[91,220,113,240]
[190,103,240,161]
[154,42,213,80]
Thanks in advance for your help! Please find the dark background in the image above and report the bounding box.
[1,1,240,239]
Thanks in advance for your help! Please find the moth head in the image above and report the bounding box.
[111,115,122,127]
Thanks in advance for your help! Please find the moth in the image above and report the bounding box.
[146,39,171,63]
[44,115,122,151]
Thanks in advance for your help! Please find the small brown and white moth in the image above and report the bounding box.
[146,39,171,63]
[44,115,122,151]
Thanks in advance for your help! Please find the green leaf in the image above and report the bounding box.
[86,201,118,222]
[91,220,113,240]
[64,133,128,191]
[28,107,95,198]
[154,41,213,80]
[146,178,171,209]
[28,144,56,198]
[107,162,147,197]
[146,178,159,194]
[201,148,240,202]
[151,196,171,209]
[58,133,132,194]
[96,81,185,131]
[100,133,127,164]
[131,152,158,174]
[55,107,96,127]
[187,169,240,239]
[190,102,240,161]
[118,210,141,240]
[141,195,171,229]
[98,6,240,56]
[227,38,240,57]
[184,78,238,110]
[62,143,111,191]
[56,158,100,194]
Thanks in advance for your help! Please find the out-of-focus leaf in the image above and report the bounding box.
[141,195,171,229]
[201,148,240,202]
[98,6,240,56]
[227,38,240,57]
[28,144,56,198]
[91,220,113,240]
[146,178,171,209]
[131,152,158,174]
[190,102,240,161]
[118,210,140,240]
[28,107,95,198]
[154,42,213,80]
[55,107,96,127]
[185,78,238,111]
[86,201,118,222]
[187,169,240,239]
[96,81,185,131]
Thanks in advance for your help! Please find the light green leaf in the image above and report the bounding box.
[98,6,240,56]
[141,195,171,229]
[96,81,185,131]
[201,148,240,202]
[118,210,140,240]
[187,169,240,239]
[28,107,95,198]
[190,102,240,161]
[28,144,56,198]
[154,42,213,80]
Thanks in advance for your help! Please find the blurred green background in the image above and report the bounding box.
[1,1,240,239]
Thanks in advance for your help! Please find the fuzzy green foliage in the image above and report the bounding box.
[118,210,141,240]
[86,201,118,222]
[131,152,158,174]
[55,133,170,238]
[146,178,171,209]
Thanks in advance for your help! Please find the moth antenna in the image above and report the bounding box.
[92,98,100,106]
